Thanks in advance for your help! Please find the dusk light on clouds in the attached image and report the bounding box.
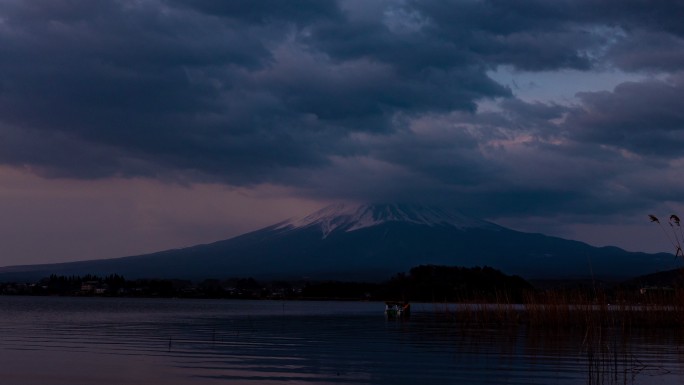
[1,0,684,266]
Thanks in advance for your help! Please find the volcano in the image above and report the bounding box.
[0,203,676,281]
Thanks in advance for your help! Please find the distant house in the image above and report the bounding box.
[80,281,108,294]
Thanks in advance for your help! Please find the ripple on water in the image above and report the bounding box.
[1,297,684,385]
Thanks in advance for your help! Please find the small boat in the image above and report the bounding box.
[385,301,410,319]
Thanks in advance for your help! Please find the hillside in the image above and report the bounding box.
[0,203,676,282]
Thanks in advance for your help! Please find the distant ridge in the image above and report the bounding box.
[0,203,678,282]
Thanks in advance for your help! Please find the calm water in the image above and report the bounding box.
[1,296,684,385]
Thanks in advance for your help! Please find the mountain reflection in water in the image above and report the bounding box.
[0,296,682,385]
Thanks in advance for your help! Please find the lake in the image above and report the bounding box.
[0,296,683,384]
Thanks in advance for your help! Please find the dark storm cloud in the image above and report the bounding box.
[407,0,596,71]
[566,75,684,156]
[0,0,510,183]
[1,0,684,221]
[443,75,684,219]
[0,0,312,182]
[167,0,341,24]
[411,0,684,71]
[607,31,684,72]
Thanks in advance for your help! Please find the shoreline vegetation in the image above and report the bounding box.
[0,265,534,301]
[1,265,682,316]
[4,264,684,384]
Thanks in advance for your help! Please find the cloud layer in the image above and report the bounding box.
[1,0,684,225]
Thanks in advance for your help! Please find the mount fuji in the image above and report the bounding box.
[0,203,676,281]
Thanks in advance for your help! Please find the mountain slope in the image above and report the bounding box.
[0,203,677,281]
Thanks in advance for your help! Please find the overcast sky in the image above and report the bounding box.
[2,0,684,266]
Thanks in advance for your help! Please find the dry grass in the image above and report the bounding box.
[442,288,684,329]
[437,288,684,385]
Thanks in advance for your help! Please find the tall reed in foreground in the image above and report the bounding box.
[438,288,683,385]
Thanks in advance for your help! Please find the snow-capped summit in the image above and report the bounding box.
[280,203,498,237]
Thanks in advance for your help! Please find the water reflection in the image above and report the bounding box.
[0,297,683,384]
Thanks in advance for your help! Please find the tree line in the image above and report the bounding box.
[0,265,533,302]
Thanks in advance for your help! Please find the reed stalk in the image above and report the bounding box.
[437,287,683,384]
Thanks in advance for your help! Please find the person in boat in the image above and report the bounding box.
[385,301,410,318]
[385,301,398,315]
[401,301,410,317]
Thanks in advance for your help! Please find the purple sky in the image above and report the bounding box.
[2,0,684,266]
